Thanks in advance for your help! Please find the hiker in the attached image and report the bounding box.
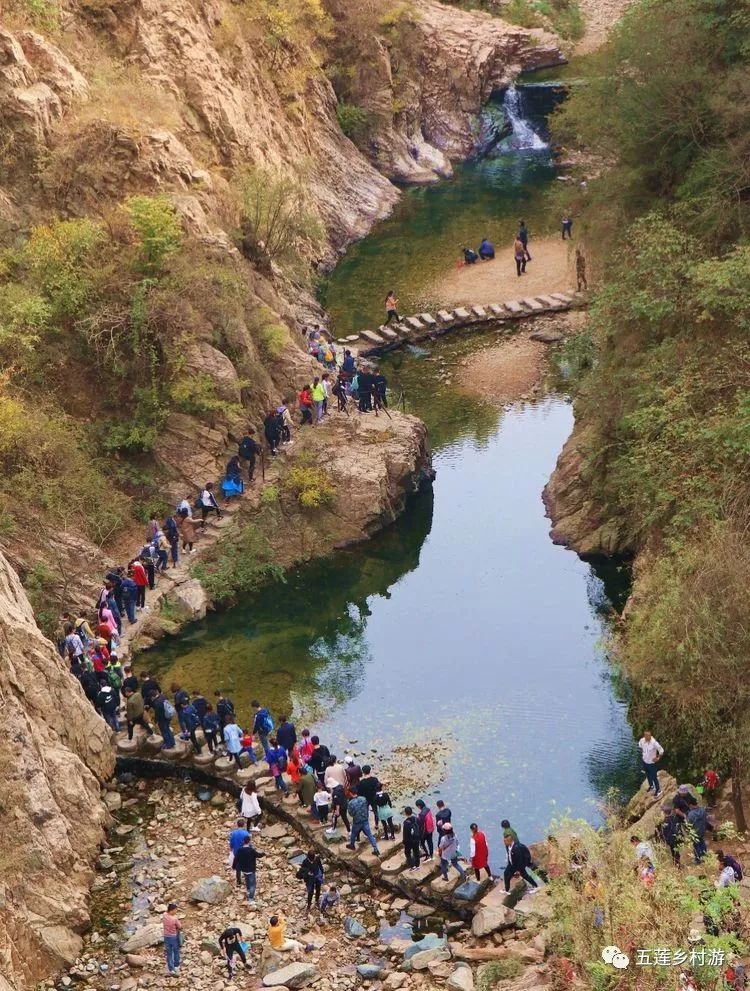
[278,399,294,444]
[63,624,86,667]
[233,835,265,902]
[97,678,120,733]
[375,786,396,841]
[308,736,331,785]
[501,819,519,844]
[357,765,381,826]
[514,236,527,276]
[178,700,202,754]
[313,784,330,824]
[479,237,495,260]
[438,824,467,882]
[503,834,538,893]
[312,377,326,425]
[199,482,223,523]
[176,509,196,554]
[716,850,743,883]
[276,715,296,754]
[172,684,190,733]
[228,818,250,885]
[162,903,182,977]
[219,926,248,978]
[345,755,362,791]
[703,769,720,807]
[238,429,262,483]
[266,737,289,793]
[575,247,588,290]
[320,884,340,916]
[630,835,656,864]
[436,800,452,841]
[403,806,421,871]
[686,795,714,863]
[215,690,235,728]
[163,514,180,567]
[202,704,221,753]
[660,806,683,865]
[298,383,313,425]
[346,794,381,856]
[384,291,401,325]
[222,456,244,502]
[463,247,478,265]
[298,767,317,811]
[121,665,139,694]
[264,409,281,454]
[357,367,374,413]
[341,349,356,378]
[268,915,303,953]
[416,799,435,860]
[638,730,664,796]
[124,687,153,739]
[240,782,262,830]
[141,672,161,707]
[252,701,274,753]
[153,691,176,749]
[297,850,325,912]
[518,220,532,261]
[372,369,388,410]
[562,214,573,239]
[223,716,244,768]
[470,823,494,882]
[120,573,138,624]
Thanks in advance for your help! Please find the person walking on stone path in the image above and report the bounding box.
[176,509,196,555]
[124,687,153,740]
[345,755,361,791]
[416,799,435,860]
[177,699,203,754]
[308,736,331,785]
[215,690,235,728]
[219,926,248,978]
[686,794,714,863]
[436,799,452,841]
[163,514,180,568]
[313,784,331,823]
[276,715,297,754]
[162,902,182,977]
[402,806,421,871]
[240,782,262,831]
[238,428,262,483]
[267,737,290,793]
[561,214,573,239]
[223,715,244,768]
[202,704,221,753]
[252,700,274,753]
[228,818,250,885]
[120,573,138,624]
[514,236,527,277]
[153,690,176,749]
[576,247,588,290]
[503,834,538,894]
[121,665,138,694]
[438,823,467,883]
[470,823,494,882]
[384,291,401,326]
[311,377,326,425]
[357,764,381,826]
[298,766,317,811]
[97,677,120,733]
[328,784,351,834]
[346,794,381,857]
[232,835,265,903]
[199,482,223,524]
[375,786,395,841]
[518,220,532,261]
[298,383,313,426]
[297,850,325,913]
[141,672,161,708]
[638,729,664,796]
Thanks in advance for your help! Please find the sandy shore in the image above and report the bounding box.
[430,235,578,309]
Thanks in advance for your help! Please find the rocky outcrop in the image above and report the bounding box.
[543,428,630,557]
[0,552,114,989]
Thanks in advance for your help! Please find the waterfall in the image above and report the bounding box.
[502,84,547,151]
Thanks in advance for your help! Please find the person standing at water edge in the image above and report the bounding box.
[638,729,664,795]
[384,291,401,325]
[402,806,421,871]
[503,834,538,894]
[561,214,573,239]
[252,700,274,752]
[514,236,526,276]
[436,799,452,841]
[470,822,494,882]
[416,799,435,860]
[438,823,467,882]
[518,220,531,261]
[162,902,181,977]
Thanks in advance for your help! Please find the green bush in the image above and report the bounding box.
[477,958,525,990]
[336,102,369,139]
[125,195,182,274]
[283,465,336,509]
[170,373,229,416]
[192,524,284,604]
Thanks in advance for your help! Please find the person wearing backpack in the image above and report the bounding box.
[163,514,180,568]
[686,795,714,863]
[266,738,289,794]
[215,690,235,728]
[238,429,262,483]
[153,691,176,749]
[263,410,281,455]
[416,799,435,859]
[252,701,274,753]
[178,700,203,754]
[503,835,538,894]
[97,677,120,733]
[124,687,153,740]
[402,806,421,870]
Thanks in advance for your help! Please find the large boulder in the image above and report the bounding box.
[448,965,475,991]
[261,962,319,988]
[189,875,233,905]
[343,916,366,938]
[120,924,164,952]
[472,905,517,937]
[404,934,447,961]
[411,946,452,971]
[172,579,208,621]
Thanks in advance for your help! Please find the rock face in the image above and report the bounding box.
[543,429,630,557]
[0,552,113,988]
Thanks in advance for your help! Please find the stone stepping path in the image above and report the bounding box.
[336,290,586,356]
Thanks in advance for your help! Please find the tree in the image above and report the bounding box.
[623,511,750,830]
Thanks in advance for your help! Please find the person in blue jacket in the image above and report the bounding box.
[252,700,274,753]
[479,237,495,260]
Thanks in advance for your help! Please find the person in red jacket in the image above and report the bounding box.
[470,822,494,882]
[129,559,148,611]
[298,385,313,426]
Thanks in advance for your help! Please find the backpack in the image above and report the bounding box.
[163,699,176,720]
[276,751,288,772]
[107,666,123,690]
[259,710,274,735]
[424,809,434,833]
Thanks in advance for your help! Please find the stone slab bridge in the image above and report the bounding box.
[115,737,550,929]
[337,291,585,357]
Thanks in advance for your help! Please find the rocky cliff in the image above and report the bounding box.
[0,553,114,990]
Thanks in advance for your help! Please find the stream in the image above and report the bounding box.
[149,83,641,844]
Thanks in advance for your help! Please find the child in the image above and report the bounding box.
[319,884,340,917]
[375,787,396,840]
[313,785,331,824]
[239,730,258,765]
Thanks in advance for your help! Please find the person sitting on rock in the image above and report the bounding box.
[267,915,303,953]
[479,237,495,260]
[463,247,478,265]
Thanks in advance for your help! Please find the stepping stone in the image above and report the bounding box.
[430,874,462,894]
[381,854,407,875]
[437,310,454,323]
[193,751,216,767]
[235,765,264,785]
[551,292,574,303]
[116,738,139,754]
[345,334,360,342]
[536,294,564,308]
[214,757,236,774]
[471,305,487,319]
[360,330,385,346]
[337,338,349,346]
[453,307,471,321]
[522,297,545,311]
[407,902,435,919]
[379,327,399,342]
[262,823,288,839]
[393,323,412,338]
[160,743,188,762]
[453,879,483,901]
[406,316,424,330]
[405,861,440,884]
[419,313,437,326]
[489,303,505,316]
[504,300,525,314]
[358,838,400,865]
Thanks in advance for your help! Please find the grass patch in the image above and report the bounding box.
[192,523,284,605]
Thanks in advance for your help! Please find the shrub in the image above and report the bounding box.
[170,374,228,416]
[248,304,290,359]
[283,465,336,509]
[336,102,369,139]
[125,196,183,275]
[477,958,525,989]
[192,524,284,604]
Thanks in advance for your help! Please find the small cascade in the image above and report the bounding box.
[502,84,547,151]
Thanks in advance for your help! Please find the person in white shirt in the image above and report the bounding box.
[717,864,738,888]
[638,730,664,796]
[177,497,192,519]
[630,835,656,864]
[313,787,331,824]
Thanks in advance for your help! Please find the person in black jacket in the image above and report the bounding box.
[214,690,235,728]
[357,765,380,825]
[308,737,331,784]
[218,926,247,977]
[296,850,325,912]
[402,806,421,871]
[233,836,265,902]
[276,716,297,754]
[503,836,538,894]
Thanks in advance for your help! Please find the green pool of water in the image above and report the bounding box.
[148,90,641,844]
